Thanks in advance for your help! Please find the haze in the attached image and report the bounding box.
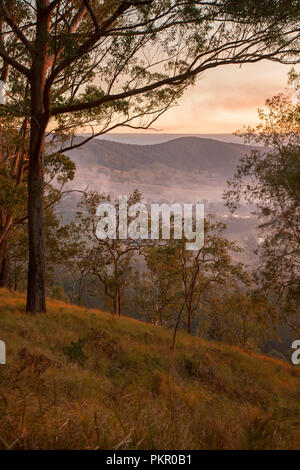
[108,61,293,135]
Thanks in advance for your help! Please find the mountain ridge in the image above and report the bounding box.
[66,136,251,176]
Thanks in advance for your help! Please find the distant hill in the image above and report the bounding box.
[57,136,259,252]
[81,132,247,145]
[0,288,299,450]
[67,136,249,175]
[64,136,253,205]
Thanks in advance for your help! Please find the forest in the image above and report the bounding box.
[0,0,299,452]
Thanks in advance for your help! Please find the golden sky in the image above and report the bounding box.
[118,61,295,134]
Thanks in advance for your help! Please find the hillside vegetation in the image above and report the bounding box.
[62,137,253,208]
[68,136,249,173]
[0,288,299,450]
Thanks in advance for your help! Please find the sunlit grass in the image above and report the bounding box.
[0,288,299,450]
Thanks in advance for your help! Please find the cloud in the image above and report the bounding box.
[145,61,295,133]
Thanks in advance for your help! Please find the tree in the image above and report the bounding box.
[0,34,76,288]
[0,106,76,288]
[143,217,248,348]
[0,73,28,286]
[75,189,150,315]
[224,71,300,325]
[175,218,246,335]
[5,206,77,293]
[144,244,181,326]
[203,284,270,349]
[0,1,299,312]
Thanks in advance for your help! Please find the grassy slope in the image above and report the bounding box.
[0,288,299,450]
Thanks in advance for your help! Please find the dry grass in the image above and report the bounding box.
[0,288,299,450]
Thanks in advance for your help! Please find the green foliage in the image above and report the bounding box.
[1,0,299,313]
[142,216,248,334]
[201,284,271,350]
[72,189,151,315]
[5,207,82,291]
[224,72,300,320]
[45,152,76,184]
[63,338,87,366]
[0,166,26,215]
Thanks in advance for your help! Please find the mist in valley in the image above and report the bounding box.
[57,134,260,264]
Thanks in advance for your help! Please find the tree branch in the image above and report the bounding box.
[0,0,34,54]
[0,48,31,77]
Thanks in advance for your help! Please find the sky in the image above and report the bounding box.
[113,60,295,135]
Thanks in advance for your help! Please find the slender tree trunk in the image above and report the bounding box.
[114,289,121,316]
[118,291,121,316]
[113,294,116,315]
[243,317,247,348]
[26,1,50,313]
[171,303,185,351]
[78,271,86,304]
[187,308,191,334]
[69,279,77,304]
[14,260,18,292]
[0,57,10,270]
[159,307,163,326]
[0,242,9,288]
[113,258,121,316]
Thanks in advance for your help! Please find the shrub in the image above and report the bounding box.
[63,339,87,366]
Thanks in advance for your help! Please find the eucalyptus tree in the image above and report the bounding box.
[144,244,182,326]
[165,218,247,338]
[75,189,150,316]
[0,0,299,312]
[0,95,75,288]
[224,72,300,324]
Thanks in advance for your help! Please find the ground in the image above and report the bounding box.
[0,288,299,450]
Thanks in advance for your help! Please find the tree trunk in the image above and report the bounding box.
[78,271,86,304]
[14,259,18,291]
[114,289,121,316]
[187,308,191,334]
[0,242,9,288]
[159,307,163,326]
[171,302,185,351]
[26,2,50,313]
[243,317,247,348]
[26,125,46,312]
[113,257,122,316]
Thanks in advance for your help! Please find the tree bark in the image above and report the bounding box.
[114,289,121,316]
[26,1,50,313]
[187,309,191,334]
[171,302,185,351]
[78,271,86,304]
[26,129,46,312]
[0,242,9,288]
[159,306,163,326]
[243,317,247,348]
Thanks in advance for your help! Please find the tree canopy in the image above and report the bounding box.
[0,0,299,311]
[224,71,300,324]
